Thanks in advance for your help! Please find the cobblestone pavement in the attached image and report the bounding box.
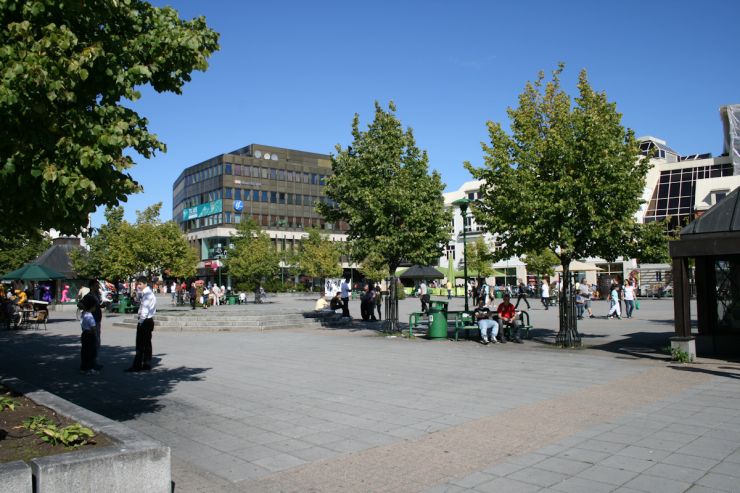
[1,295,738,492]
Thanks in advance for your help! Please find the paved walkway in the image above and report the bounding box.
[1,295,738,492]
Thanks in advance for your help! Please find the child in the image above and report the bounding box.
[80,296,98,374]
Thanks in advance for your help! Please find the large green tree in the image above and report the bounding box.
[70,203,197,280]
[465,65,653,345]
[0,230,50,274]
[293,228,342,283]
[0,0,219,237]
[319,102,451,327]
[523,248,559,278]
[464,237,494,280]
[226,220,279,290]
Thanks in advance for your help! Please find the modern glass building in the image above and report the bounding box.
[172,144,347,279]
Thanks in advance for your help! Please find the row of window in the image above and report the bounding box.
[181,190,335,210]
[183,213,342,231]
[229,164,328,186]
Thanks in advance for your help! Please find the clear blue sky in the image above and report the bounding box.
[96,0,740,226]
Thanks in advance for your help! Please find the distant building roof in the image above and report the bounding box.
[34,238,82,279]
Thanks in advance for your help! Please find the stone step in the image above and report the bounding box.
[111,321,320,332]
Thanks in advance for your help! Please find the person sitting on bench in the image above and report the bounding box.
[497,293,523,343]
[474,298,500,345]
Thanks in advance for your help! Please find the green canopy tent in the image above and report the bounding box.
[1,264,65,281]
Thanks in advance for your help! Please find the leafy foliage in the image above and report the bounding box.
[360,251,390,285]
[523,248,559,277]
[464,237,494,279]
[0,230,50,274]
[70,203,197,280]
[23,416,95,448]
[0,396,18,411]
[465,65,655,337]
[226,219,280,290]
[0,0,219,237]
[292,228,342,281]
[319,101,452,275]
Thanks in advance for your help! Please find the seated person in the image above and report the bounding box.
[329,292,343,311]
[314,292,331,311]
[474,298,499,345]
[238,291,247,304]
[497,293,522,343]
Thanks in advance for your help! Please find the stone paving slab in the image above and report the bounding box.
[2,295,738,492]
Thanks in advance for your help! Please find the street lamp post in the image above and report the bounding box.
[214,243,225,287]
[452,198,472,312]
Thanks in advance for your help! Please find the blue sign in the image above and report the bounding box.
[233,200,244,212]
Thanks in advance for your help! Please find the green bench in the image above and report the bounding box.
[453,310,532,341]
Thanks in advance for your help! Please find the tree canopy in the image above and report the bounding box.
[464,237,495,280]
[292,228,342,281]
[226,219,279,290]
[0,0,219,237]
[319,101,451,276]
[70,203,197,280]
[0,230,50,274]
[465,65,655,341]
[523,248,559,277]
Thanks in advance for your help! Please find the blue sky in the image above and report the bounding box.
[97,0,740,226]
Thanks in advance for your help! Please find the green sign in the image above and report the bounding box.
[182,199,222,220]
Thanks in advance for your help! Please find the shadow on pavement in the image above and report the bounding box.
[668,364,740,379]
[586,331,674,361]
[0,331,209,421]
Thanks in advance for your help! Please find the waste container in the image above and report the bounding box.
[429,300,449,314]
[227,295,237,305]
[427,302,448,340]
[118,297,130,314]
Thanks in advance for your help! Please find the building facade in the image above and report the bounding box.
[172,144,347,279]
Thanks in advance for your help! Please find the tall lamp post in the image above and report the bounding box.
[214,243,225,287]
[452,198,472,312]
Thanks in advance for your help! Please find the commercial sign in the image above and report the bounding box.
[182,199,222,220]
[233,200,244,212]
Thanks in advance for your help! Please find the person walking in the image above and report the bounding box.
[419,280,429,314]
[340,277,351,318]
[623,279,636,319]
[515,280,530,309]
[540,279,550,310]
[580,281,595,318]
[79,296,98,375]
[607,283,622,320]
[81,280,103,370]
[374,284,383,320]
[125,277,157,372]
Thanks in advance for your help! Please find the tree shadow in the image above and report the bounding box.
[668,364,740,379]
[0,331,209,421]
[586,330,675,361]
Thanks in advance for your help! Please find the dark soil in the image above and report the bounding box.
[0,384,115,463]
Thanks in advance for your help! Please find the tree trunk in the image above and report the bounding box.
[383,274,400,333]
[555,264,581,348]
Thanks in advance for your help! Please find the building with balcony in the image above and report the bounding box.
[172,144,347,280]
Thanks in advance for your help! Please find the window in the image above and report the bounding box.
[711,190,729,205]
[287,193,293,205]
[279,192,285,204]
[224,188,232,199]
[270,168,277,180]
[262,191,268,202]
[225,211,231,223]
[234,188,241,200]
[225,164,232,175]
[252,190,259,201]
[261,168,268,179]
[270,191,277,203]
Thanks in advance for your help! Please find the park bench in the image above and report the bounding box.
[453,310,533,341]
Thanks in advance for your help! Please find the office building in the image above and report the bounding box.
[172,144,347,278]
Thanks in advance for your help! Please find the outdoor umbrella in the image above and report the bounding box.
[1,264,66,281]
[553,260,603,272]
[398,265,445,280]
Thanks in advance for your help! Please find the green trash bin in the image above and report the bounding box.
[495,291,503,299]
[118,297,130,314]
[427,303,448,340]
[429,300,449,314]
[227,295,237,305]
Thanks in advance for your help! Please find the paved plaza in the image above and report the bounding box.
[1,294,739,492]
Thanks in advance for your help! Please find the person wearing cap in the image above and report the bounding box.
[497,292,523,343]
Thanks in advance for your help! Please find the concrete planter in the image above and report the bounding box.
[0,377,170,493]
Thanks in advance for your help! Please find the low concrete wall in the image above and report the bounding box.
[0,461,32,493]
[0,377,170,493]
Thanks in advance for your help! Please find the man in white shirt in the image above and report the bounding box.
[340,278,351,318]
[126,277,157,372]
[419,280,429,313]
